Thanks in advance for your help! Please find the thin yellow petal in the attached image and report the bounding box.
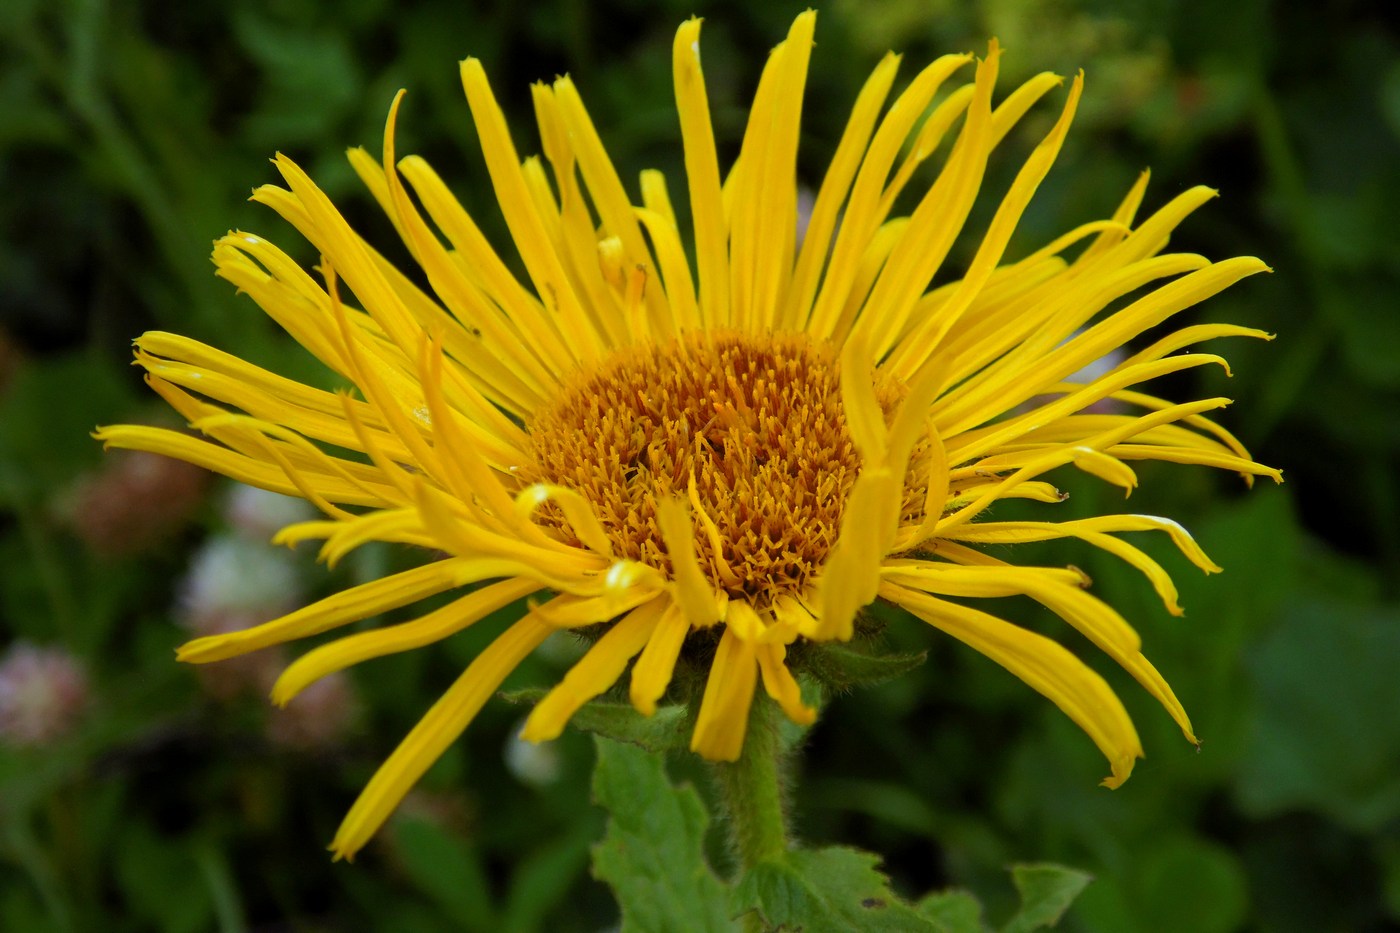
[395,154,566,370]
[552,75,668,325]
[531,585,663,629]
[515,483,614,558]
[806,52,972,340]
[271,578,540,705]
[886,563,1195,744]
[1110,444,1283,483]
[782,50,901,330]
[629,602,690,716]
[655,498,722,627]
[838,327,887,462]
[672,18,728,328]
[634,206,700,333]
[1071,447,1139,495]
[92,424,386,509]
[849,44,1002,352]
[329,608,554,861]
[883,582,1142,788]
[1079,169,1151,261]
[816,467,898,641]
[729,11,815,330]
[756,641,816,726]
[724,599,767,642]
[886,71,1082,368]
[177,558,489,663]
[689,626,758,762]
[458,58,601,363]
[520,596,667,742]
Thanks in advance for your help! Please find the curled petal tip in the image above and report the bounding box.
[269,681,296,709]
[327,839,356,863]
[1099,754,1138,790]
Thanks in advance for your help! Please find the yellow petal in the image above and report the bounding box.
[883,582,1142,788]
[756,641,816,726]
[458,59,600,363]
[672,18,729,329]
[178,558,494,663]
[816,467,898,641]
[329,608,554,860]
[520,596,667,742]
[271,577,540,705]
[689,626,759,762]
[655,498,722,627]
[806,52,972,340]
[781,50,900,330]
[629,602,691,716]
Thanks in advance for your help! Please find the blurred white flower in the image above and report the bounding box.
[179,535,303,623]
[504,716,563,787]
[224,485,315,542]
[0,642,89,746]
[177,535,303,699]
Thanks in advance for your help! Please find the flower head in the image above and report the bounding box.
[96,12,1278,859]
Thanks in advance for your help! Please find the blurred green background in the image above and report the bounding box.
[2,0,1397,930]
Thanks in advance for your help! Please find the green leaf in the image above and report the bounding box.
[390,816,496,932]
[1001,863,1093,933]
[501,689,690,752]
[499,822,596,933]
[734,846,937,932]
[1382,59,1400,143]
[1131,837,1247,933]
[917,889,987,932]
[0,349,139,494]
[1379,836,1400,922]
[114,825,215,933]
[800,641,928,692]
[590,737,732,932]
[232,9,361,146]
[1236,599,1400,831]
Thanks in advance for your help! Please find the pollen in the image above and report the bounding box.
[527,330,925,604]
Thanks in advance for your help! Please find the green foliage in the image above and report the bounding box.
[592,737,1093,932]
[918,888,987,931]
[735,846,938,931]
[1237,599,1400,832]
[1001,865,1094,933]
[590,737,732,932]
[800,641,930,693]
[917,865,1096,933]
[391,817,496,932]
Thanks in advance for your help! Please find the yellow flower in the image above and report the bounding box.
[96,12,1279,860]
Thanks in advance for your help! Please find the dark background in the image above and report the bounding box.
[1,0,1398,930]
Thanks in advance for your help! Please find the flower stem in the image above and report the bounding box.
[710,693,790,871]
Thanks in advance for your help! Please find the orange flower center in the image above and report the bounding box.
[526,330,926,604]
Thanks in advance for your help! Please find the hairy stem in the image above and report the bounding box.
[710,694,790,872]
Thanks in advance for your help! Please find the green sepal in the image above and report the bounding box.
[732,846,940,932]
[1001,864,1093,933]
[798,641,929,693]
[589,736,734,932]
[499,689,689,752]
